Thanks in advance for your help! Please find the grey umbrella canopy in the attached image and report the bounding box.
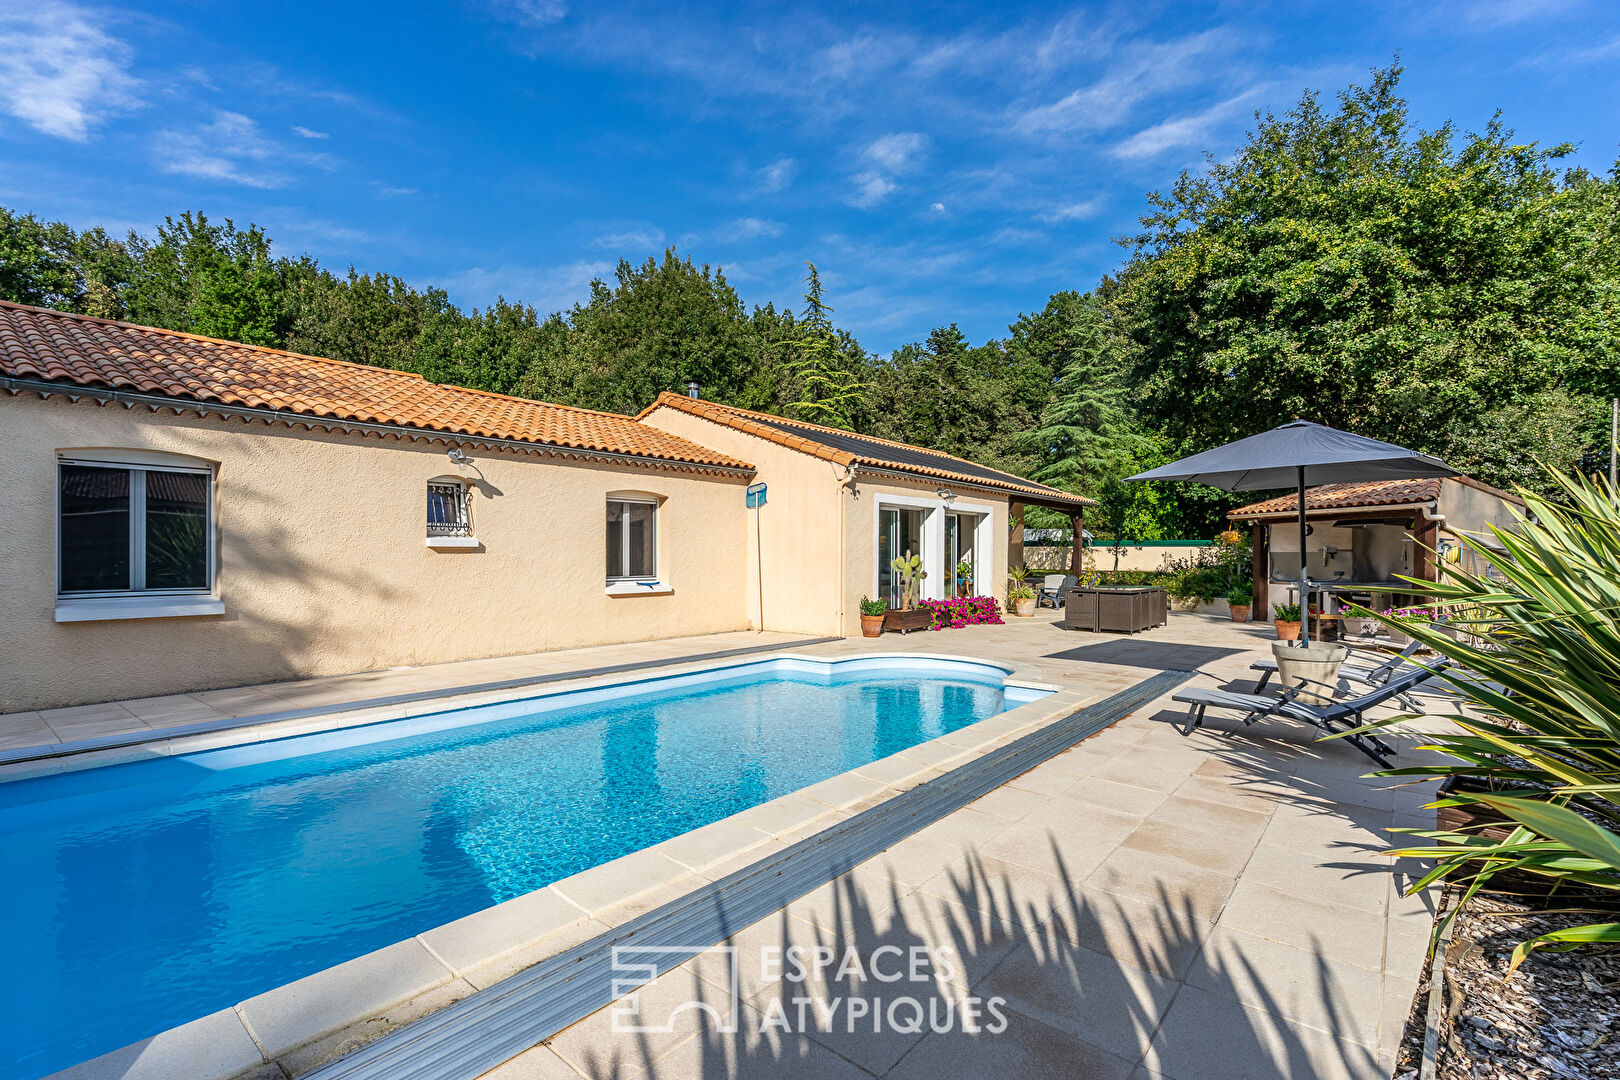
[1128,421,1459,644]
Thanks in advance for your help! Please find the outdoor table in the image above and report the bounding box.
[1063,586,1167,633]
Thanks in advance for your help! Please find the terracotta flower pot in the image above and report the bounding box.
[1014,597,1036,617]
[1274,619,1301,641]
[860,614,884,638]
[1229,603,1251,623]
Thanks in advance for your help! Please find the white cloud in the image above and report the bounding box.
[1464,0,1580,27]
[848,171,897,208]
[0,2,140,141]
[375,184,419,198]
[929,202,946,214]
[1037,197,1103,223]
[714,217,784,241]
[154,110,326,188]
[485,0,569,27]
[291,125,328,139]
[439,259,611,313]
[864,131,929,173]
[1012,29,1234,137]
[589,224,666,251]
[755,156,796,194]
[1110,86,1269,160]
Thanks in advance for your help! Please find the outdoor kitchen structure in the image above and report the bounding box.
[1228,476,1525,617]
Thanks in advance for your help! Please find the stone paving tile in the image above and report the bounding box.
[975,938,1179,1060]
[1084,847,1241,925]
[1056,776,1171,817]
[1145,983,1387,1080]
[885,1002,1135,1080]
[1216,881,1389,973]
[1184,925,1385,1048]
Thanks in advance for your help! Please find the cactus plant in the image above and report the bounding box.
[891,550,927,609]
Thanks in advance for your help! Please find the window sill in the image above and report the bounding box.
[425,536,482,551]
[55,595,225,623]
[605,581,673,597]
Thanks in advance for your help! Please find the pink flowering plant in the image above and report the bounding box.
[921,596,1004,630]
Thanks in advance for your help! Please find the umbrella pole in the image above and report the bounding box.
[1297,465,1309,647]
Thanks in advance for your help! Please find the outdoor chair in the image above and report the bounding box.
[1169,661,1451,767]
[1249,638,1425,705]
[1038,574,1076,608]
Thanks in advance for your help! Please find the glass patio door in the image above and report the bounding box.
[945,512,979,596]
[878,507,926,607]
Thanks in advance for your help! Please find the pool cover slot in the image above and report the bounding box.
[307,668,1194,1080]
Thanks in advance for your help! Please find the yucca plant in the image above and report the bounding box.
[1356,469,1620,968]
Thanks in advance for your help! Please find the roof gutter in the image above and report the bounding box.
[850,462,1095,509]
[0,377,755,478]
[1229,501,1436,523]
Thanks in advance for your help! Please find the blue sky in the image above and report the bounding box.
[1,1,1618,355]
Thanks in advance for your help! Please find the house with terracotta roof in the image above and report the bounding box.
[1227,475,1525,616]
[0,301,1088,710]
[640,393,1092,637]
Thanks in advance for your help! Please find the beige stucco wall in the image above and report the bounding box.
[1,394,752,712]
[1026,542,1212,573]
[641,405,1012,638]
[640,405,847,636]
[1438,478,1523,539]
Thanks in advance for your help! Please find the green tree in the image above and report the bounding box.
[1115,63,1620,494]
[0,208,81,308]
[784,263,866,428]
[1014,292,1142,495]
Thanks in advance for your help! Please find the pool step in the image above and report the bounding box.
[306,668,1195,1080]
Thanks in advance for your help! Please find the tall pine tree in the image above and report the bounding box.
[784,263,865,428]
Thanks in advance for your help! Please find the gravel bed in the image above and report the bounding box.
[1394,895,1620,1079]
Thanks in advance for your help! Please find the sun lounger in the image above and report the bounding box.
[1169,661,1450,767]
[1249,638,1424,702]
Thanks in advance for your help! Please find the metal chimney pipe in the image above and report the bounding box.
[687,381,700,399]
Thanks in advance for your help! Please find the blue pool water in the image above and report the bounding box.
[0,656,1043,1079]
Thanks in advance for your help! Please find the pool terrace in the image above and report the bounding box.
[0,614,1449,1080]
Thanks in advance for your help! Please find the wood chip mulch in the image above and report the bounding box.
[1394,895,1620,1079]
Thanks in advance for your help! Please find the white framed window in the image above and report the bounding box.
[428,481,470,537]
[56,452,222,621]
[424,477,479,550]
[606,496,665,593]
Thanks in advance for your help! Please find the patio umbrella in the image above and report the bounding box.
[1127,421,1458,644]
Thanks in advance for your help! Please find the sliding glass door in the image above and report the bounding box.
[945,512,979,597]
[878,507,926,607]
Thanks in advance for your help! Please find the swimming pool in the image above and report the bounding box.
[0,655,1047,1079]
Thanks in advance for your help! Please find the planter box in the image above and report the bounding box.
[882,608,933,635]
[1435,775,1519,841]
[1065,587,1167,634]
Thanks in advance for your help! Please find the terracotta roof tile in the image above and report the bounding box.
[1228,478,1445,518]
[641,391,1094,507]
[0,302,751,472]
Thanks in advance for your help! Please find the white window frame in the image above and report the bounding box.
[606,495,669,595]
[870,492,996,604]
[55,451,223,622]
[425,478,479,550]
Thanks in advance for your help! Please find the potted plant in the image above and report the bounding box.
[883,551,933,634]
[1272,602,1302,641]
[1227,582,1253,623]
[858,595,886,638]
[955,559,974,597]
[1006,565,1037,617]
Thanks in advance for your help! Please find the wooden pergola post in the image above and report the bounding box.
[1251,522,1268,623]
[1008,500,1026,570]
[1069,510,1085,578]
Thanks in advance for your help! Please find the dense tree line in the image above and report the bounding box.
[2,65,1616,540]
